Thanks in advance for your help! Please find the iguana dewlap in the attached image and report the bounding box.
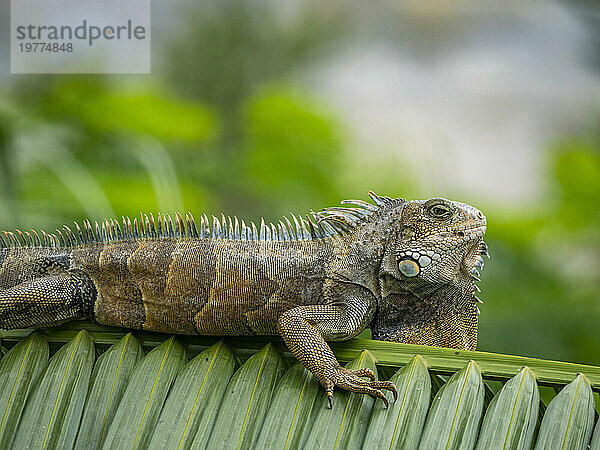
[0,191,488,406]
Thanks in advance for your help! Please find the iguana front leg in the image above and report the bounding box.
[277,288,397,407]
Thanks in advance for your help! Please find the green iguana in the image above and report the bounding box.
[0,191,487,407]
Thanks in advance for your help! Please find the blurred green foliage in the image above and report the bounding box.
[553,144,600,230]
[0,2,598,365]
[45,81,217,143]
[242,90,343,213]
[480,141,600,364]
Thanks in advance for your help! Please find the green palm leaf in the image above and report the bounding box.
[101,336,187,449]
[75,333,143,449]
[363,354,431,450]
[0,332,49,448]
[418,360,485,450]
[200,342,285,450]
[254,362,321,449]
[149,340,235,450]
[476,367,539,450]
[534,374,595,450]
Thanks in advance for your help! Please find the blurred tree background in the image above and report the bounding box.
[0,0,599,364]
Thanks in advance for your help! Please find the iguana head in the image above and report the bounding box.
[392,197,487,283]
[371,195,488,350]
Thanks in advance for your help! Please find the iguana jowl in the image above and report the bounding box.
[0,191,487,406]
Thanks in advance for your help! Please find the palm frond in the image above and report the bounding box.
[1,321,599,449]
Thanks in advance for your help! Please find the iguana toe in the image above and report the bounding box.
[351,367,376,381]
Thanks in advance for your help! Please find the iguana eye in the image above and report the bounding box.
[426,201,453,220]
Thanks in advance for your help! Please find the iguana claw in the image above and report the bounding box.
[323,366,397,408]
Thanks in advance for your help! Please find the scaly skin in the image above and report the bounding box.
[0,191,488,406]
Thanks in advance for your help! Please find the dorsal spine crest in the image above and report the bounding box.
[0,191,405,249]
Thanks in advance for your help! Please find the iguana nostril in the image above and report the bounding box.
[457,231,464,237]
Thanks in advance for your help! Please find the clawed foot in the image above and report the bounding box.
[323,366,397,408]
